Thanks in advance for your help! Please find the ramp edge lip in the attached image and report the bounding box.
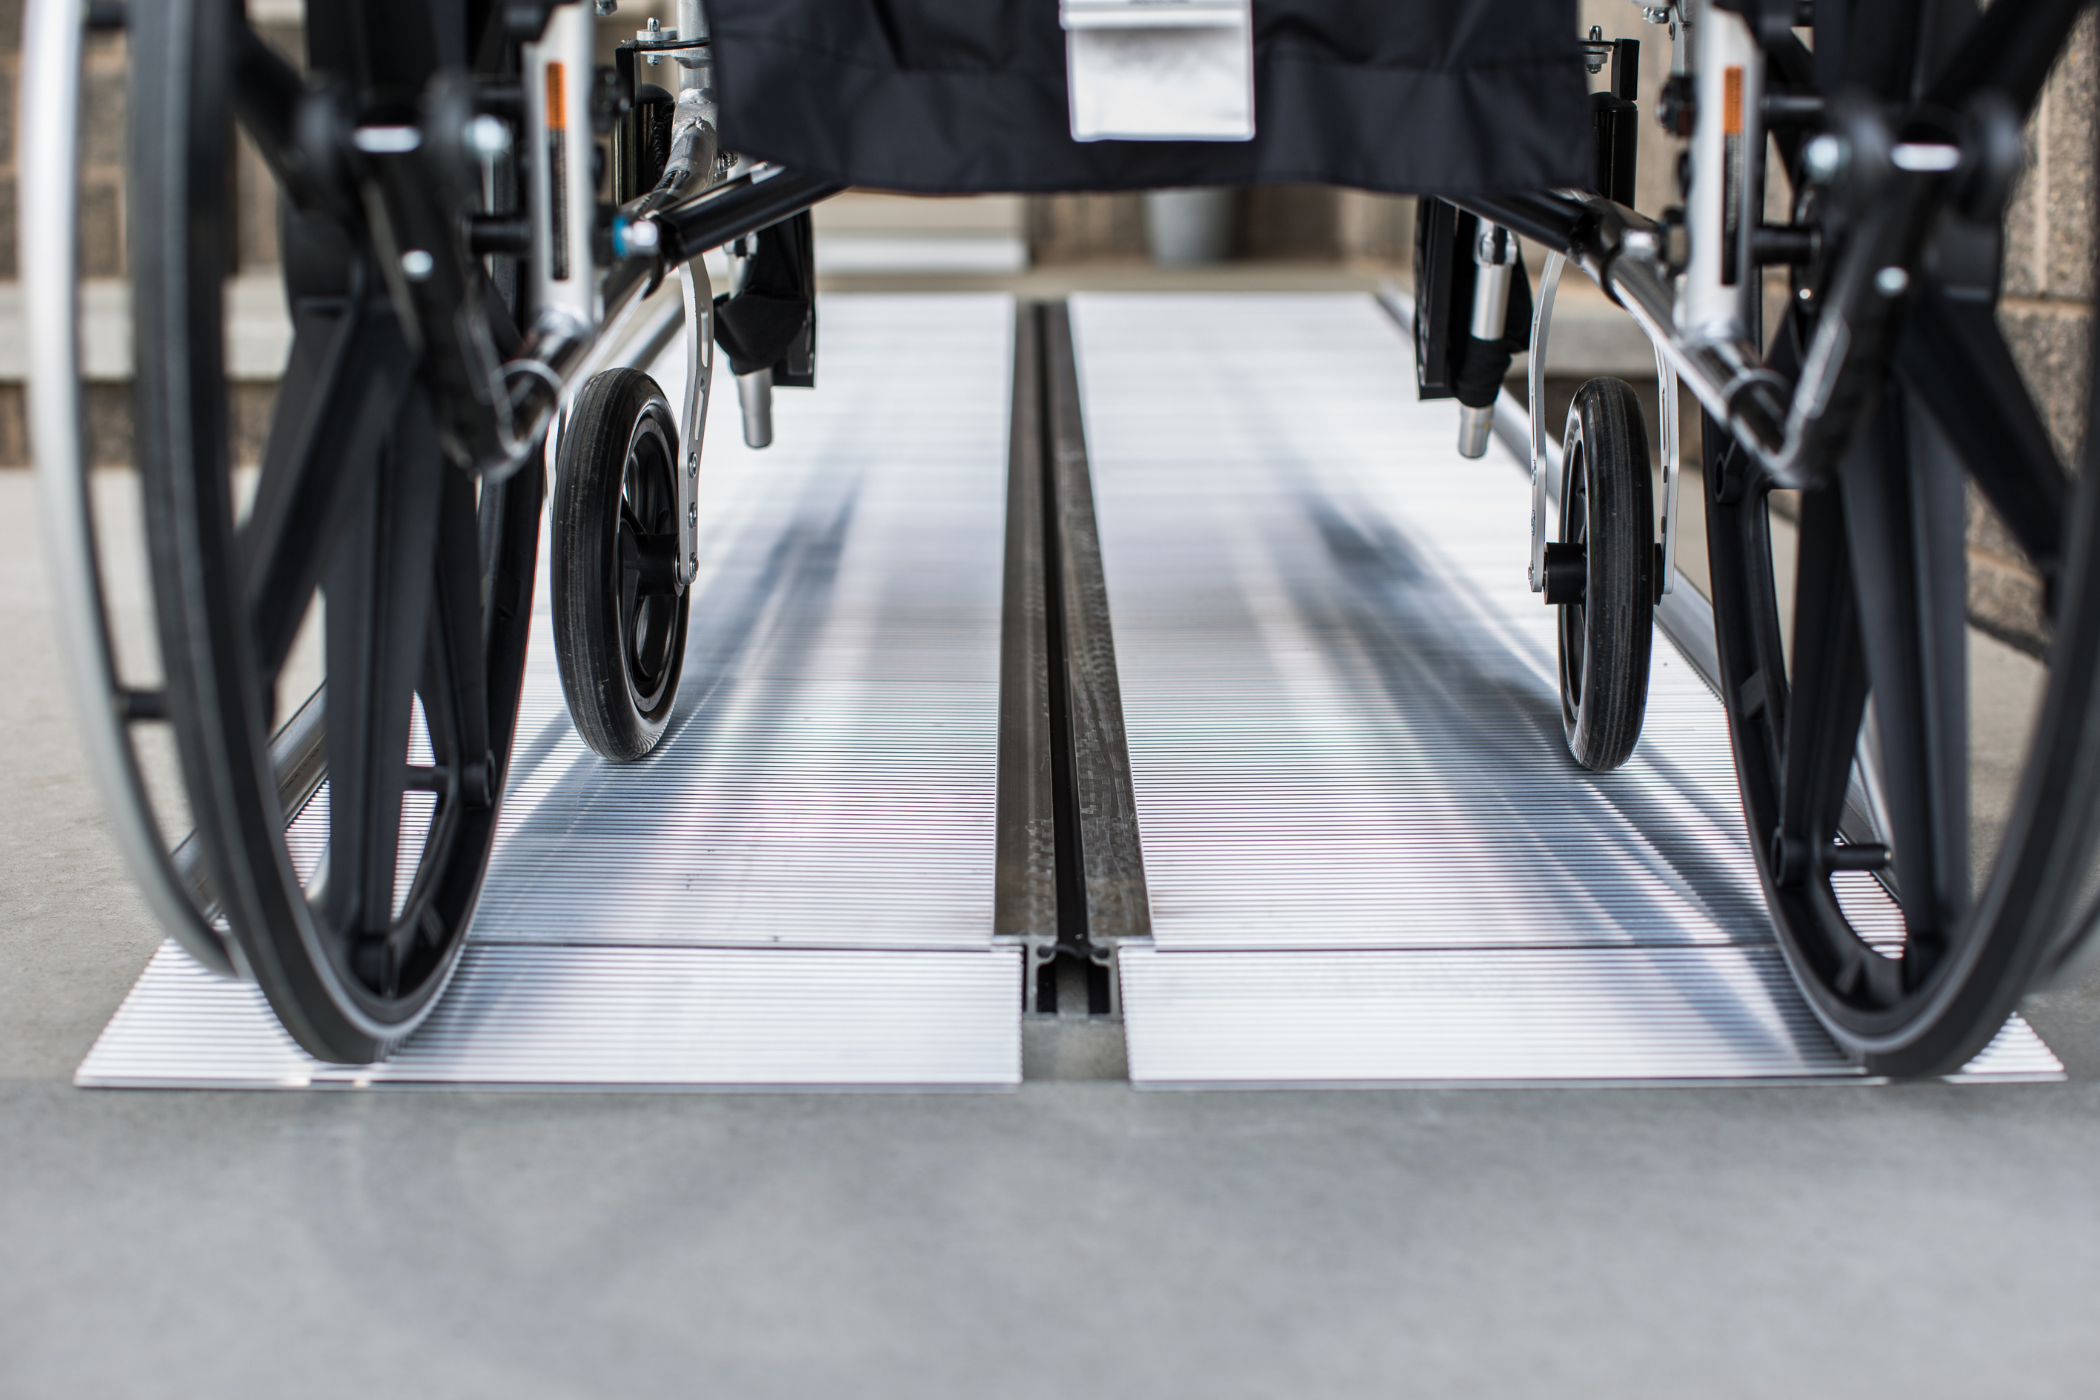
[78,941,1026,1091]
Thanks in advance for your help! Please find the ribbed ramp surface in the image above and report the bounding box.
[79,296,1022,1090]
[1073,294,2059,1086]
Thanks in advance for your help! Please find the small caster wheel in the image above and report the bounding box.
[552,368,691,762]
[1545,376,1655,771]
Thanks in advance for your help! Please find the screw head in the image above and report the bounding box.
[614,217,660,257]
[1803,134,1846,183]
[467,114,511,157]
[1875,265,1910,297]
[400,249,435,281]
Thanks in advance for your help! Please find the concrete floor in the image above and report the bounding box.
[8,461,2100,1398]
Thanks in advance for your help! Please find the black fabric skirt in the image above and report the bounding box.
[705,0,1594,196]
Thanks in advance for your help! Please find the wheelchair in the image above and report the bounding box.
[23,0,2100,1075]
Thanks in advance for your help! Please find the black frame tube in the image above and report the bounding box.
[655,170,844,268]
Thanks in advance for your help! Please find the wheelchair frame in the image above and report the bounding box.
[23,0,2100,1073]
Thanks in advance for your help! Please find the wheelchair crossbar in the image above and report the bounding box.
[653,169,844,269]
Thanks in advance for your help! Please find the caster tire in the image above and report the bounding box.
[552,368,691,762]
[1555,376,1655,771]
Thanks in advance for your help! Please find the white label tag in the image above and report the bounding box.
[1061,0,1255,142]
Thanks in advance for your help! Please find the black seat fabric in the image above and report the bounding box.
[705,0,1593,196]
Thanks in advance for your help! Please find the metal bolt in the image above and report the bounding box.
[1803,134,1846,183]
[467,114,511,156]
[400,249,435,281]
[351,125,421,154]
[614,216,660,256]
[1875,265,1910,297]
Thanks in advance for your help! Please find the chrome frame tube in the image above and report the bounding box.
[666,0,721,547]
[1654,340,1680,595]
[1608,238,1797,485]
[1468,225,1517,340]
[505,3,605,466]
[675,259,714,587]
[737,369,776,449]
[1527,251,1565,591]
[524,3,599,338]
[24,0,236,975]
[1457,222,1518,459]
[675,0,708,62]
[1678,0,1763,345]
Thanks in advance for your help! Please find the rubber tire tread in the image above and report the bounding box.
[551,369,689,762]
[1560,376,1655,771]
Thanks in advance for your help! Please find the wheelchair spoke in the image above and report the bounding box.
[1773,487,1895,1005]
[422,465,492,805]
[1896,283,2067,582]
[1839,393,1973,973]
[240,295,414,693]
[323,391,446,946]
[1708,441,1790,784]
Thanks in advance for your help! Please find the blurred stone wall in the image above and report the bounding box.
[1984,9,2095,652]
[0,1,135,464]
[0,3,294,468]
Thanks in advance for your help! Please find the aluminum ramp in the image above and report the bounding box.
[79,295,1022,1089]
[1070,293,2059,1086]
[78,291,2059,1090]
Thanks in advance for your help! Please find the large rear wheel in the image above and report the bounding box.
[1705,362,2100,1074]
[1698,4,2100,1075]
[131,0,538,1062]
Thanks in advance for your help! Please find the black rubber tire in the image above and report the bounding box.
[552,369,690,761]
[1557,376,1655,771]
[131,0,539,1062]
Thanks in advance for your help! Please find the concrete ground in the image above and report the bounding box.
[8,454,2100,1398]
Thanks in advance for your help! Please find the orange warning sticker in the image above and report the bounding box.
[545,63,566,132]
